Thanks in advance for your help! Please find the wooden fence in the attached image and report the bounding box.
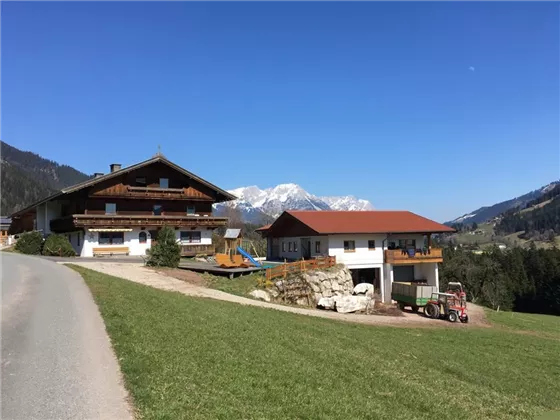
[265,256,336,281]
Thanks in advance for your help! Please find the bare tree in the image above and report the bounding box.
[223,204,244,229]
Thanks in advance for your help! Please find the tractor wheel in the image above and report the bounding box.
[397,302,405,311]
[460,315,469,324]
[424,303,439,319]
[448,311,459,323]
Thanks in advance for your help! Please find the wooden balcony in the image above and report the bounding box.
[90,185,213,201]
[50,214,228,232]
[384,248,443,265]
[180,244,215,257]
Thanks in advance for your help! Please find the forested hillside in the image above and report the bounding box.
[495,184,560,241]
[1,141,90,215]
[440,245,560,315]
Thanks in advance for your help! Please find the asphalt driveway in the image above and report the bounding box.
[1,253,133,420]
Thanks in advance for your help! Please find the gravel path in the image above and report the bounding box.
[69,261,487,327]
[1,253,133,420]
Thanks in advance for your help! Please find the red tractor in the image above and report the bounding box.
[424,282,468,323]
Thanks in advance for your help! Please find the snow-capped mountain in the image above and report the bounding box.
[214,184,374,223]
[321,196,375,211]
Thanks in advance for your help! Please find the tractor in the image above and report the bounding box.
[424,282,469,323]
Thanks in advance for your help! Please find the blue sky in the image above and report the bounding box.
[3,2,559,222]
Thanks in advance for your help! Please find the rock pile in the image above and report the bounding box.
[249,265,376,313]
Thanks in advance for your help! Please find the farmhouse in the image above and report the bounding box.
[9,153,236,257]
[256,210,455,303]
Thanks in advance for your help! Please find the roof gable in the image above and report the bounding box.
[11,156,236,217]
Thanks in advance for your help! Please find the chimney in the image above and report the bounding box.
[94,172,104,178]
[110,163,122,173]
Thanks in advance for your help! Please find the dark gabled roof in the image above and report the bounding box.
[266,210,455,235]
[11,155,237,217]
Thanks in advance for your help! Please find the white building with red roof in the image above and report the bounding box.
[256,210,455,303]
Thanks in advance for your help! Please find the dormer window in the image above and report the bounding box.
[136,177,146,187]
[159,178,169,189]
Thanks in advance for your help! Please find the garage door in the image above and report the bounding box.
[393,266,414,282]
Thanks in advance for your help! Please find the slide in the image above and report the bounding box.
[237,246,262,267]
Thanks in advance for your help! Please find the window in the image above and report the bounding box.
[139,231,147,244]
[187,206,196,215]
[159,178,169,188]
[282,242,286,252]
[398,239,416,249]
[99,232,124,245]
[368,240,376,250]
[288,242,293,252]
[153,204,163,216]
[293,241,298,252]
[136,177,146,186]
[180,231,201,243]
[315,241,321,253]
[344,240,355,252]
[105,203,116,215]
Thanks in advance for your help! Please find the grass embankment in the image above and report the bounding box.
[202,272,264,297]
[485,309,560,338]
[70,265,560,420]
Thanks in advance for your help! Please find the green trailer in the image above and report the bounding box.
[391,282,437,312]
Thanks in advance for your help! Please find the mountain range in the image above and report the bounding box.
[447,181,560,226]
[213,184,374,223]
[1,140,557,229]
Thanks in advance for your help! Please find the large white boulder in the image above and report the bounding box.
[335,295,371,313]
[317,297,336,310]
[353,283,374,296]
[249,290,271,302]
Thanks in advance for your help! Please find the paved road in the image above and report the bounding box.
[1,253,133,420]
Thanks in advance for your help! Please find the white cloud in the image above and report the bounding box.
[469,66,475,72]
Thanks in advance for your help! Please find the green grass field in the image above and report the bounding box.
[202,272,264,297]
[485,309,560,337]
[70,265,560,420]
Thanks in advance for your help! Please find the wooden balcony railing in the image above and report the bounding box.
[90,184,212,201]
[180,244,215,257]
[50,214,228,232]
[384,248,443,265]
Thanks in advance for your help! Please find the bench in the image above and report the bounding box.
[93,246,130,257]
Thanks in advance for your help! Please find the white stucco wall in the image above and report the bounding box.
[81,228,153,257]
[327,234,386,268]
[175,228,212,245]
[385,234,427,250]
[80,226,213,257]
[276,236,327,260]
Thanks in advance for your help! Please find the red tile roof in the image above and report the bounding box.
[285,210,454,234]
[255,224,271,231]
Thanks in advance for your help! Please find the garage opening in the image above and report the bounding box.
[393,266,414,282]
[350,268,381,292]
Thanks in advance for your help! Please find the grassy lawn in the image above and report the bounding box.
[70,264,560,420]
[202,272,265,297]
[485,309,560,337]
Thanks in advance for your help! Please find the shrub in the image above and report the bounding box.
[146,226,181,267]
[42,234,76,257]
[14,231,44,255]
